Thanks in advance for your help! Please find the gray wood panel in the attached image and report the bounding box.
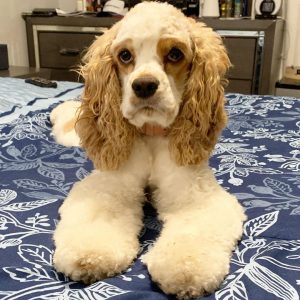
[223,37,256,80]
[50,69,82,82]
[38,32,100,69]
[226,79,253,94]
[0,66,51,79]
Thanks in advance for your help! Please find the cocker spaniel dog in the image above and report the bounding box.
[51,2,246,299]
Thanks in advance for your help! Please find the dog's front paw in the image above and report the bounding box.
[143,238,231,299]
[53,226,139,284]
[53,246,137,284]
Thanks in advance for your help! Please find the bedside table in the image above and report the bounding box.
[0,66,51,79]
[23,15,115,82]
[275,78,300,98]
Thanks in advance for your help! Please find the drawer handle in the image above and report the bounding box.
[59,48,80,56]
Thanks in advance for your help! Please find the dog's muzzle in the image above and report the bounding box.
[132,76,159,99]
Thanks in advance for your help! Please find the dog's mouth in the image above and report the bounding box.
[141,106,155,116]
[123,94,179,128]
[128,101,166,117]
[134,97,172,113]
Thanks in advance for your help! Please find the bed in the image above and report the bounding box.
[0,77,300,300]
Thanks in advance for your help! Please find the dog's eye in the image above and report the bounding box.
[167,47,184,63]
[118,49,133,64]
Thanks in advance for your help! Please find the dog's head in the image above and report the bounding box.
[77,2,230,170]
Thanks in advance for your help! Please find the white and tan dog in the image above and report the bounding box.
[51,2,246,299]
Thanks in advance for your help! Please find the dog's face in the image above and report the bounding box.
[111,5,193,128]
[77,2,230,170]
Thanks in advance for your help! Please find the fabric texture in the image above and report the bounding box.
[0,78,300,300]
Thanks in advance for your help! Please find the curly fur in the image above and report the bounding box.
[77,22,138,170]
[169,19,230,165]
[51,3,245,299]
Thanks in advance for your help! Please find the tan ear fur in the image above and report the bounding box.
[76,22,137,171]
[169,19,230,166]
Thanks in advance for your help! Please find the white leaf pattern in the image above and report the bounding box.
[216,280,248,300]
[18,244,52,267]
[243,211,279,237]
[4,266,53,282]
[20,144,37,158]
[38,165,65,181]
[263,178,293,195]
[13,179,49,190]
[0,239,22,249]
[246,262,299,300]
[0,189,17,205]
[76,167,90,181]
[2,199,58,212]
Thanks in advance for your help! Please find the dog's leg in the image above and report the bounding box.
[53,141,150,283]
[50,101,81,147]
[144,162,246,299]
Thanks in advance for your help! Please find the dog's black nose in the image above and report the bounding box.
[132,77,159,98]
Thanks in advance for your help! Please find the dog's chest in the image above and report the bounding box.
[140,136,175,186]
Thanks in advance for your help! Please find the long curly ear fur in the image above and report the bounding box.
[169,19,230,166]
[76,22,137,171]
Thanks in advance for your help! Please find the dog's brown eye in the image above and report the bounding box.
[167,47,184,63]
[119,49,133,64]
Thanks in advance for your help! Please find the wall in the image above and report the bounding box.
[58,0,77,12]
[283,0,300,67]
[0,0,77,67]
[0,0,63,66]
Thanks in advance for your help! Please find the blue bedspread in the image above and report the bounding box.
[0,78,299,300]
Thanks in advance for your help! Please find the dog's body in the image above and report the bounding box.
[52,3,246,299]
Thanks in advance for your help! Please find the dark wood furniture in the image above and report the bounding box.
[23,15,117,82]
[23,14,284,94]
[203,18,284,95]
[0,66,51,79]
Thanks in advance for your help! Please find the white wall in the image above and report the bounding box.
[58,0,77,12]
[283,0,300,67]
[0,0,64,66]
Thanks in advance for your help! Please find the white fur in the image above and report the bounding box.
[50,100,80,147]
[111,3,192,129]
[52,3,246,299]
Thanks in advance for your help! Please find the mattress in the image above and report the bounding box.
[0,77,299,300]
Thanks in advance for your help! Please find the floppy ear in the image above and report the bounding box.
[76,22,137,171]
[169,19,230,166]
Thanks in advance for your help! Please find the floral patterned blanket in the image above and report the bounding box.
[0,78,300,300]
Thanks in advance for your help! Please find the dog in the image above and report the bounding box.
[51,2,246,299]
